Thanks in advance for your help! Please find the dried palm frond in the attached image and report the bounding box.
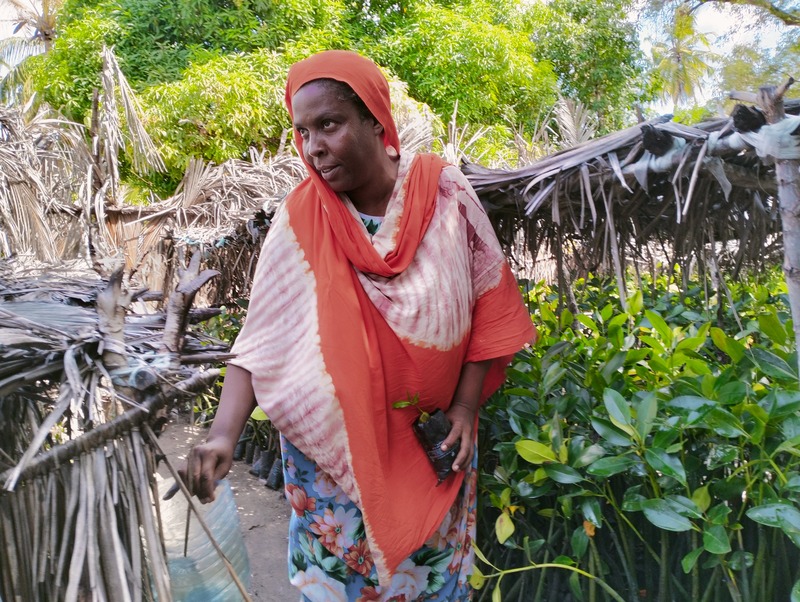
[389,79,438,154]
[0,256,230,601]
[0,38,41,106]
[100,47,165,178]
[549,96,599,149]
[464,101,800,289]
[440,101,489,166]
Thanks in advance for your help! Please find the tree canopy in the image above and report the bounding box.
[15,0,647,189]
[522,0,648,130]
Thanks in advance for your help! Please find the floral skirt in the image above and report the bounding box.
[281,434,477,602]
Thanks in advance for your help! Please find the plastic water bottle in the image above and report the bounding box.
[160,478,251,601]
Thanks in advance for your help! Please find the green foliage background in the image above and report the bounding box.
[475,267,800,601]
[24,0,647,189]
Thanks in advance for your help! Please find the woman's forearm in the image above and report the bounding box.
[450,359,492,412]
[207,363,258,447]
[442,359,492,472]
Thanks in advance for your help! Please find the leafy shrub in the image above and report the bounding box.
[140,50,291,179]
[476,267,800,601]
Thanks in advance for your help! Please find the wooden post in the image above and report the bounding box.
[758,80,800,377]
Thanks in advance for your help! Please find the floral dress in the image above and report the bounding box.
[281,435,477,602]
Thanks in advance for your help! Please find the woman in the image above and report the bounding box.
[185,50,535,601]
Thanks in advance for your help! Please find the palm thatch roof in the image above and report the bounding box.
[0,255,244,601]
[465,100,800,294]
[105,150,306,306]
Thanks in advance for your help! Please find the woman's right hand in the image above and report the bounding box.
[179,436,235,504]
[171,363,257,503]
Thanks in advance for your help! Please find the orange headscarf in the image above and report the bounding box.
[232,50,535,584]
[284,50,441,279]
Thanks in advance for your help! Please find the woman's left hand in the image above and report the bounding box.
[441,403,477,472]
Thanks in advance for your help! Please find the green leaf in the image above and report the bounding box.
[784,474,800,493]
[749,348,797,382]
[691,485,711,513]
[640,335,666,355]
[609,313,629,330]
[540,302,557,327]
[776,436,800,459]
[666,495,703,519]
[560,309,574,330]
[676,335,707,352]
[542,362,568,394]
[250,407,269,420]
[791,578,800,602]
[780,513,800,549]
[729,551,754,571]
[573,444,607,468]
[645,448,687,487]
[645,309,673,346]
[576,314,598,333]
[581,498,602,527]
[635,394,658,440]
[667,395,716,412]
[571,525,589,559]
[641,499,693,532]
[591,417,635,447]
[543,463,584,484]
[495,511,515,544]
[744,403,768,444]
[769,391,800,419]
[703,407,748,439]
[703,524,731,554]
[622,487,646,512]
[653,428,680,449]
[746,503,800,530]
[681,547,703,573]
[650,354,672,374]
[469,565,486,590]
[515,440,557,465]
[710,327,745,362]
[502,387,538,398]
[707,503,732,525]
[628,289,643,316]
[603,388,632,426]
[552,555,577,566]
[601,352,627,383]
[759,310,787,346]
[493,579,503,602]
[706,444,739,470]
[586,455,637,477]
[716,381,746,405]
[568,571,584,601]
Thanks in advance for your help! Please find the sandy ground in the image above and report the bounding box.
[157,417,296,601]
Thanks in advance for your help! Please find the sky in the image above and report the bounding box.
[0,2,27,37]
[634,2,788,110]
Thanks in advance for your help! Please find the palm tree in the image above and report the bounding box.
[4,0,60,52]
[650,6,717,110]
[1,0,62,104]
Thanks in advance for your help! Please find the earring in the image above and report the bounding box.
[386,145,399,158]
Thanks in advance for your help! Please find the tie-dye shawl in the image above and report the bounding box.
[230,50,535,585]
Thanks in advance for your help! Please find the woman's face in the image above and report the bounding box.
[291,81,385,201]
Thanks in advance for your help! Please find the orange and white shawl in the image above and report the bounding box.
[230,50,535,585]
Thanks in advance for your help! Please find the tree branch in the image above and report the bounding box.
[699,0,800,27]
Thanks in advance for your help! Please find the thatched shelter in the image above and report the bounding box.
[0,253,247,600]
[465,99,800,301]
